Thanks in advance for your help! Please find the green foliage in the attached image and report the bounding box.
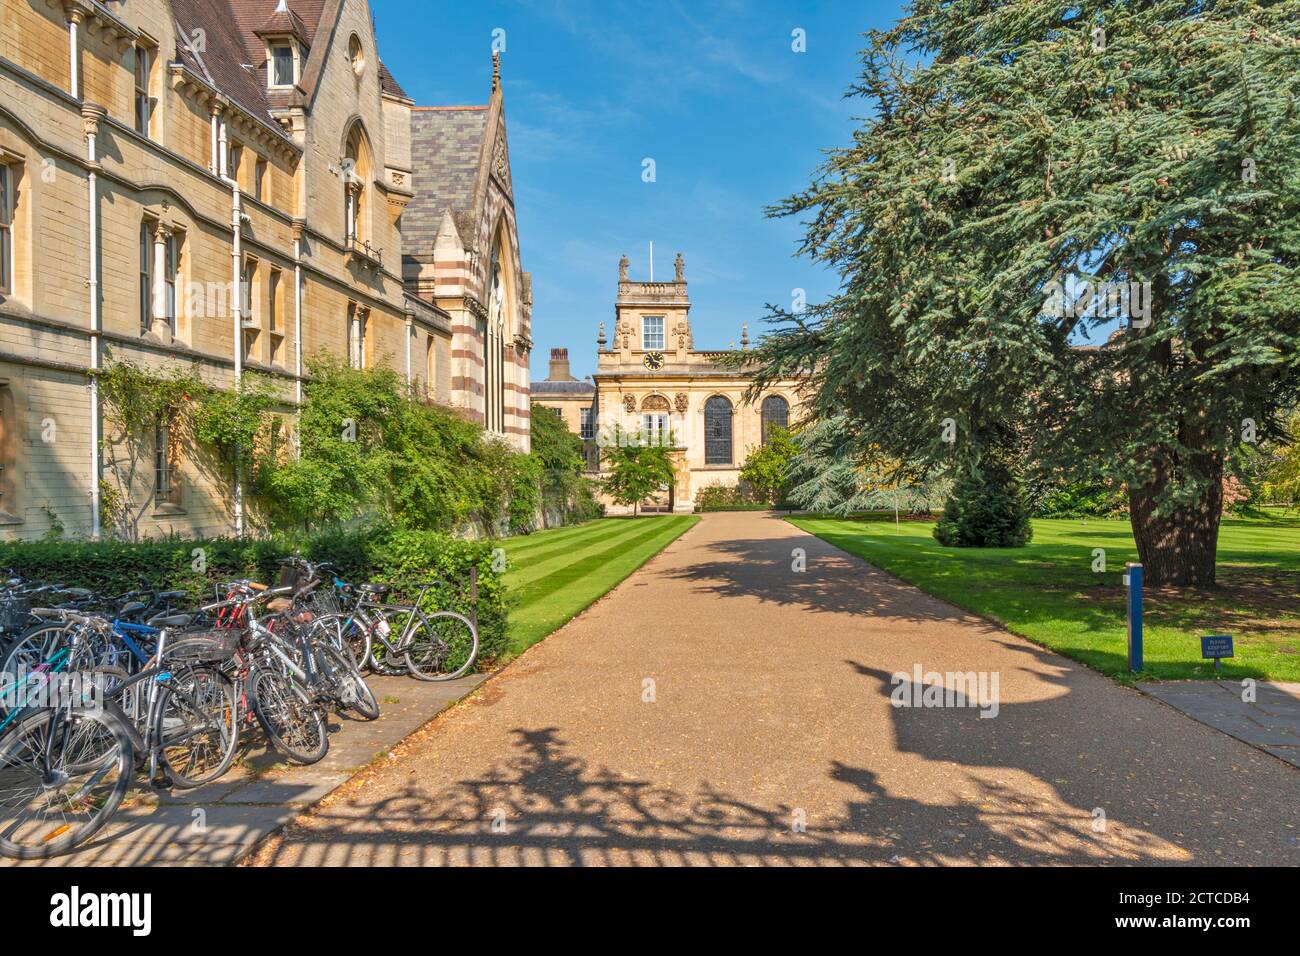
[600,427,675,517]
[191,374,278,466]
[1261,412,1300,506]
[256,355,399,529]
[783,417,949,515]
[740,2,1300,583]
[934,460,1033,548]
[530,404,600,526]
[738,427,798,504]
[0,525,508,667]
[255,357,565,537]
[96,358,283,541]
[1033,479,1126,519]
[365,527,508,663]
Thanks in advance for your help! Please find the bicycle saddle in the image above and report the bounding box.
[151,613,194,629]
[118,601,146,616]
[357,583,390,596]
[158,590,189,601]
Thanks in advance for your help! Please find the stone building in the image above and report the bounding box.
[534,255,804,513]
[531,348,595,453]
[0,0,530,540]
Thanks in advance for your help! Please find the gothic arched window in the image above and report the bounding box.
[486,237,508,433]
[761,395,789,444]
[343,124,369,246]
[704,396,733,465]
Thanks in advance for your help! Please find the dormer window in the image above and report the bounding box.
[269,42,296,88]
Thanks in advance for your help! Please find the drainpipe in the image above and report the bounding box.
[292,219,303,459]
[66,8,82,100]
[217,111,229,178]
[82,104,105,537]
[229,178,244,535]
[404,309,413,390]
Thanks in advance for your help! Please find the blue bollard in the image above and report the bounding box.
[1125,562,1143,673]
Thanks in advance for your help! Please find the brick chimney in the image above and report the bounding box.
[548,348,576,381]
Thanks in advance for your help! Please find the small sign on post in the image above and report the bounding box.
[1201,634,1234,674]
[1124,562,1143,673]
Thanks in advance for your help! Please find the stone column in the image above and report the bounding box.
[151,221,173,342]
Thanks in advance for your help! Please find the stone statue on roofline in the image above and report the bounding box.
[619,254,629,282]
[674,252,685,283]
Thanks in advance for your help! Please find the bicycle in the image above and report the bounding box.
[0,621,238,860]
[312,580,479,681]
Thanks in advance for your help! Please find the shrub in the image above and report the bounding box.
[1033,479,1125,519]
[739,427,798,504]
[933,460,1033,548]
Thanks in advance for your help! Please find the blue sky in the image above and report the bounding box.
[373,0,907,381]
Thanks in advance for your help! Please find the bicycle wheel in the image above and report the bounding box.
[155,665,239,789]
[315,643,379,721]
[250,666,328,765]
[0,706,133,860]
[0,625,67,713]
[404,610,479,682]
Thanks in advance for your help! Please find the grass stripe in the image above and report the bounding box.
[504,520,666,584]
[502,515,698,656]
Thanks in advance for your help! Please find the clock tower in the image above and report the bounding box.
[608,253,693,365]
[563,252,802,514]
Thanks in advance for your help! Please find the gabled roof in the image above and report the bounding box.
[404,106,490,259]
[172,0,407,131]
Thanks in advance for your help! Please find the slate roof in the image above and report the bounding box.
[404,107,490,260]
[533,381,596,395]
[170,0,406,144]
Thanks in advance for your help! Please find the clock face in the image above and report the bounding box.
[643,351,665,371]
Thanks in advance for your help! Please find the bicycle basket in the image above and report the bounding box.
[167,629,241,664]
[303,588,341,618]
[0,596,31,634]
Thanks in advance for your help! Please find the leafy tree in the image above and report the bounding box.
[783,416,950,515]
[1260,411,1300,505]
[739,2,1300,584]
[600,427,675,517]
[739,427,799,504]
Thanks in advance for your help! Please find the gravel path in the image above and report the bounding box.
[250,512,1300,866]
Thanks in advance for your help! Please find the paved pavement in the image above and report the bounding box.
[1139,681,1300,770]
[0,671,485,867]
[250,512,1300,867]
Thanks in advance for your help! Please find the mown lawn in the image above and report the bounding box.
[500,515,699,657]
[791,513,1300,682]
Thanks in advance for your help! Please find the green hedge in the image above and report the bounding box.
[694,502,798,513]
[0,526,508,667]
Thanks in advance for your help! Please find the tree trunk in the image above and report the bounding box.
[1128,456,1223,587]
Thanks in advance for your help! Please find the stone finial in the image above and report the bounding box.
[598,321,607,347]
[492,51,501,92]
[741,322,749,349]
[619,254,629,282]
[674,252,685,283]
